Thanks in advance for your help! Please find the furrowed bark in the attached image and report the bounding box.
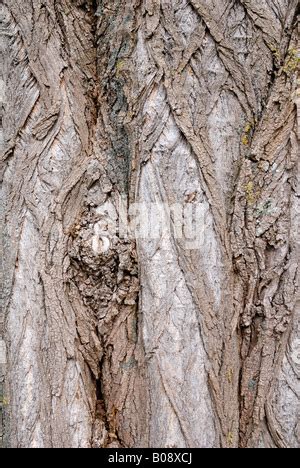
[0,0,299,448]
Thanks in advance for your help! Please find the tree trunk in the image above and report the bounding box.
[0,0,299,448]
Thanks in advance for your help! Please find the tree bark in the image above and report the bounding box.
[0,0,299,448]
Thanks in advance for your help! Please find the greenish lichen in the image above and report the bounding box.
[245,181,255,205]
[283,48,300,75]
[241,121,254,146]
[248,379,257,391]
[227,432,234,447]
[120,357,138,370]
[255,200,272,218]
[269,44,281,64]
[242,135,250,146]
[116,60,125,77]
[226,368,234,384]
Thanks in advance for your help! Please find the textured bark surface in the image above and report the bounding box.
[0,0,299,448]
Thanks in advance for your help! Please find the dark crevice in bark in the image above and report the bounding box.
[92,360,110,447]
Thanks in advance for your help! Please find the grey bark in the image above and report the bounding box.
[0,0,299,448]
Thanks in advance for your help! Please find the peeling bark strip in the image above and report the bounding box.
[0,0,299,448]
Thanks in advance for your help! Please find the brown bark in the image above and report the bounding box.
[0,0,299,448]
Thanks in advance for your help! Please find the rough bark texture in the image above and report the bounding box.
[0,0,299,448]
